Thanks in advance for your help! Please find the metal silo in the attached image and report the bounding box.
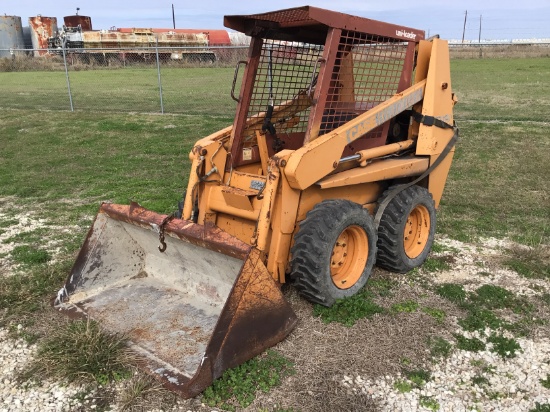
[64,15,92,31]
[0,16,25,58]
[29,16,58,56]
[22,26,33,49]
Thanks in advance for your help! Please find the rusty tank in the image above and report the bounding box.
[28,16,58,56]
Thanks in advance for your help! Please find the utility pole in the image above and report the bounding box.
[478,15,482,43]
[172,4,176,30]
[462,10,468,43]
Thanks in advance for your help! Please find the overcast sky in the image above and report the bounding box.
[3,0,550,40]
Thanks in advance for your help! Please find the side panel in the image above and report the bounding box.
[414,39,456,207]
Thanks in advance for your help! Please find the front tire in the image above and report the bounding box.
[290,200,377,307]
[376,185,436,273]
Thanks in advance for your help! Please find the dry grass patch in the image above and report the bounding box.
[20,318,136,386]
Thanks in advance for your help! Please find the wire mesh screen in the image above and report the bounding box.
[319,30,408,142]
[244,39,323,143]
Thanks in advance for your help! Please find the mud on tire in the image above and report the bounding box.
[290,199,377,307]
[376,185,436,273]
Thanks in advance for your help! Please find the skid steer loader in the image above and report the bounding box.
[54,6,458,397]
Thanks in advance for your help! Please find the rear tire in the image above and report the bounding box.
[376,185,436,273]
[290,200,377,307]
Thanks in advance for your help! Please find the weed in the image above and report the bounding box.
[430,242,446,253]
[313,291,384,326]
[530,403,550,412]
[8,324,40,345]
[0,258,70,321]
[540,375,550,389]
[391,300,419,313]
[542,294,550,306]
[393,380,412,393]
[118,374,168,411]
[435,283,467,304]
[0,218,19,228]
[471,375,489,386]
[454,335,486,352]
[404,369,431,387]
[400,357,412,365]
[471,284,533,314]
[458,308,503,332]
[422,256,451,273]
[419,395,440,411]
[422,307,446,323]
[11,245,51,266]
[203,350,295,412]
[487,334,521,358]
[505,244,550,280]
[429,337,453,359]
[367,278,398,297]
[20,319,134,385]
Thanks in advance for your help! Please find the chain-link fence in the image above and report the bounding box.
[1,43,549,115]
[1,45,248,115]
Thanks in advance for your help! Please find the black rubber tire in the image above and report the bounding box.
[376,185,436,273]
[290,199,377,307]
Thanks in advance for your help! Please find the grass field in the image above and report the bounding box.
[0,57,549,411]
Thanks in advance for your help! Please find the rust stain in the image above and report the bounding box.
[29,16,57,55]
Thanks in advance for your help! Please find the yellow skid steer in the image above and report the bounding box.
[54,6,458,397]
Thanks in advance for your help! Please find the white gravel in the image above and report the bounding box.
[1,206,549,411]
[342,329,550,411]
[338,235,550,411]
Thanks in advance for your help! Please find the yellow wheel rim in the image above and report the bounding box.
[331,225,368,290]
[403,204,431,259]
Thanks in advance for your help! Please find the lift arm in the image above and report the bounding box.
[284,79,427,191]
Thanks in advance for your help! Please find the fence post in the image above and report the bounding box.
[61,41,74,112]
[155,38,165,114]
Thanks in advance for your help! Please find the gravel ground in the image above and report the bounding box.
[1,211,549,412]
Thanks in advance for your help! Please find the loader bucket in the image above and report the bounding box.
[54,202,297,398]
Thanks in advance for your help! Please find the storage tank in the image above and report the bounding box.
[64,15,92,31]
[22,26,33,49]
[0,15,25,58]
[29,16,58,56]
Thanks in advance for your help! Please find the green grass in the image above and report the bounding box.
[20,319,134,385]
[1,66,238,115]
[451,58,550,122]
[391,300,419,313]
[487,334,521,359]
[419,395,440,411]
[393,380,412,393]
[435,283,467,304]
[313,289,385,326]
[422,307,447,323]
[429,337,453,359]
[504,244,550,280]
[0,258,71,323]
[404,369,431,387]
[202,350,295,412]
[11,245,51,266]
[0,110,231,213]
[454,335,486,352]
[458,308,503,332]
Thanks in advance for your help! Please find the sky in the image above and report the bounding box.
[3,0,550,40]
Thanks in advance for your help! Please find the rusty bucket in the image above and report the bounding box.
[54,202,297,398]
